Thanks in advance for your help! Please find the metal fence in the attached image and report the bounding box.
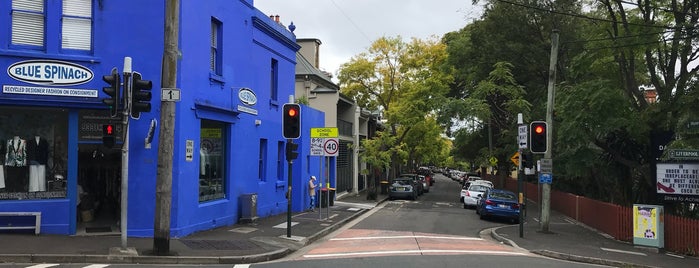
[501,177,699,256]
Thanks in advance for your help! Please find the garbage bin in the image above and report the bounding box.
[328,188,335,206]
[318,189,328,208]
[380,180,390,194]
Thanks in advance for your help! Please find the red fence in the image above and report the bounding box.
[499,177,699,256]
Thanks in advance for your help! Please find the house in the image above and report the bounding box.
[0,0,323,237]
[294,38,383,197]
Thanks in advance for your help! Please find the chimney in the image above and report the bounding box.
[275,15,280,23]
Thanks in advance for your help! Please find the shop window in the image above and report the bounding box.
[0,107,68,200]
[199,120,226,202]
[10,0,93,52]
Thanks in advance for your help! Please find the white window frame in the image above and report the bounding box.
[61,0,93,51]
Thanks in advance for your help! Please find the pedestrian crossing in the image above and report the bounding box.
[23,265,109,268]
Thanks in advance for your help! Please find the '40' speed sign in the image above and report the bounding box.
[323,138,339,156]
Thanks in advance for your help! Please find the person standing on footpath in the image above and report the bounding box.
[308,175,317,211]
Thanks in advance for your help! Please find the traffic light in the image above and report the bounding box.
[530,121,548,154]
[102,68,121,117]
[522,152,534,169]
[286,141,299,161]
[282,103,301,139]
[130,72,152,119]
[103,124,115,148]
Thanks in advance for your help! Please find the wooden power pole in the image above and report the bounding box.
[153,0,179,255]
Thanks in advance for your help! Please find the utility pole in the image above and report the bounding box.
[540,30,559,233]
[153,0,179,255]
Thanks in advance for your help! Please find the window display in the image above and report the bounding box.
[199,120,226,202]
[0,107,68,200]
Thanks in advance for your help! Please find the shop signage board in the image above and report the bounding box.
[656,163,699,195]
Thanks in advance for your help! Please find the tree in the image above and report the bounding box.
[339,36,452,178]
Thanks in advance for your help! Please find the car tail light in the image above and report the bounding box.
[463,190,470,197]
[485,199,495,206]
[512,203,520,209]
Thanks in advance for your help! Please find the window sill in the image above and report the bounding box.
[209,72,225,87]
[0,49,100,63]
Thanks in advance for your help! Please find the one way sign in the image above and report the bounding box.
[518,125,528,149]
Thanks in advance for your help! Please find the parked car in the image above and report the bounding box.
[476,188,520,223]
[416,168,434,186]
[462,183,491,208]
[399,174,424,195]
[471,179,493,188]
[418,175,430,193]
[389,178,417,200]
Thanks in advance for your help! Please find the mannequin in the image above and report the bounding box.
[5,136,28,192]
[0,140,5,190]
[27,135,49,192]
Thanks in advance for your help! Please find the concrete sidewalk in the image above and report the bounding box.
[490,202,699,268]
[0,191,388,265]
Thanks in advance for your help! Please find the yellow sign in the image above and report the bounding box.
[510,151,520,166]
[634,205,658,240]
[310,127,338,138]
[489,156,498,167]
[201,128,222,138]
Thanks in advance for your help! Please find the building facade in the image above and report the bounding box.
[0,0,323,237]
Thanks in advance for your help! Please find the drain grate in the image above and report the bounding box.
[180,239,261,250]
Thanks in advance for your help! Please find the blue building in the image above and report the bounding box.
[0,0,324,237]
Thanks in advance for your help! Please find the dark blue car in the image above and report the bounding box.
[476,189,520,223]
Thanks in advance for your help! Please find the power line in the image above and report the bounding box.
[330,0,372,42]
[618,0,699,18]
[582,33,699,51]
[564,29,676,44]
[496,0,675,30]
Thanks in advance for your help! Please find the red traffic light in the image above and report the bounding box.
[287,107,298,117]
[103,124,114,136]
[534,125,545,134]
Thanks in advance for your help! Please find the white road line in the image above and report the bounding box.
[83,265,110,268]
[233,265,251,268]
[600,247,647,256]
[304,249,528,258]
[666,253,685,258]
[330,235,483,241]
[26,265,59,268]
[333,201,375,209]
[272,221,298,229]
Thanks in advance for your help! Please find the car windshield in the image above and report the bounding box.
[392,180,412,186]
[491,192,516,201]
[468,185,490,192]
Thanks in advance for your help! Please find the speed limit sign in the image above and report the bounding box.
[324,138,339,156]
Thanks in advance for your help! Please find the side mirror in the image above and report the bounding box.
[477,194,482,198]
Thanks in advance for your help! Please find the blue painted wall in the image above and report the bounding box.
[0,0,325,237]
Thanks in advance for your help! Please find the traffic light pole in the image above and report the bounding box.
[541,30,559,233]
[287,139,293,238]
[120,58,132,250]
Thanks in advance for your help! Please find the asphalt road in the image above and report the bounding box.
[256,173,610,268]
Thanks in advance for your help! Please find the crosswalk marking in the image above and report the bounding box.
[83,265,110,268]
[26,265,59,268]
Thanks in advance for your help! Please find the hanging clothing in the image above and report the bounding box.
[27,136,49,165]
[5,137,27,167]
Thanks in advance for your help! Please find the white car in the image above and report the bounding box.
[462,183,492,209]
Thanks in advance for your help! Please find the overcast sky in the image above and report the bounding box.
[255,0,483,78]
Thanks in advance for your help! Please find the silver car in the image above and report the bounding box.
[462,183,491,209]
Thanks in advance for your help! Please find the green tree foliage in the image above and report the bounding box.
[339,36,452,177]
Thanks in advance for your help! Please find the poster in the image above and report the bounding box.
[633,206,658,240]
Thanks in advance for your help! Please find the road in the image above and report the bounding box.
[1,174,608,268]
[256,173,609,268]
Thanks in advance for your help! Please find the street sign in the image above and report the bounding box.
[510,151,520,166]
[310,127,339,138]
[310,138,324,156]
[518,125,528,149]
[668,149,699,160]
[489,156,498,167]
[540,158,553,173]
[324,138,339,156]
[161,88,181,102]
[539,173,552,184]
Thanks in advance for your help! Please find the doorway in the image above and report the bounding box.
[77,144,121,235]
